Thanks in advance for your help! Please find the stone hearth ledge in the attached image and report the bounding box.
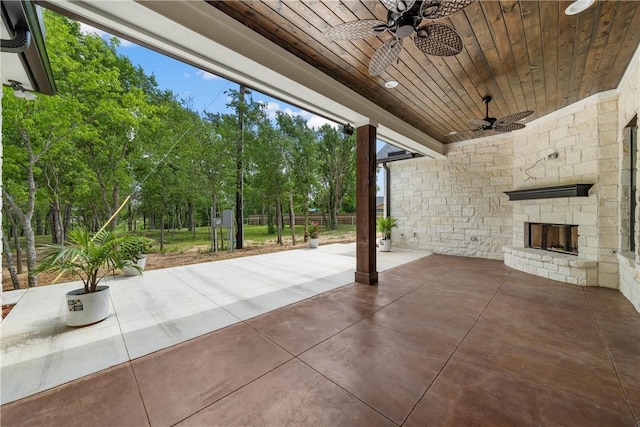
[503,246,597,286]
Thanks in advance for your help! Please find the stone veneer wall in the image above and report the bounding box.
[389,45,640,312]
[617,44,640,311]
[390,136,513,260]
[506,90,618,287]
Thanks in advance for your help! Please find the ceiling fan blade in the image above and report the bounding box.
[381,0,417,13]
[323,20,388,41]
[420,0,476,20]
[493,122,526,133]
[413,23,463,56]
[495,110,534,126]
[468,118,490,128]
[369,38,403,76]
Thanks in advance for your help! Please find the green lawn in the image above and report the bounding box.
[21,224,356,254]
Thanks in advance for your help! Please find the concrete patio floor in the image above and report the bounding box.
[1,248,639,426]
[0,243,427,406]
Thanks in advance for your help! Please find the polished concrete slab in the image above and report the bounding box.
[2,253,638,426]
[0,243,428,405]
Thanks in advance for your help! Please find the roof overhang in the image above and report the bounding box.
[376,143,423,164]
[38,0,444,159]
[1,0,55,95]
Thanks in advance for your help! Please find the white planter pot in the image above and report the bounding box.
[66,286,110,327]
[379,239,392,252]
[309,238,320,248]
[123,255,147,276]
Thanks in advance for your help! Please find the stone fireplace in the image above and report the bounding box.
[503,187,598,286]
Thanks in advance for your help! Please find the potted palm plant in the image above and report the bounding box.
[37,227,144,327]
[121,236,155,276]
[377,216,398,252]
[306,221,320,248]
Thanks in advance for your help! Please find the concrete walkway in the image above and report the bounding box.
[0,243,429,405]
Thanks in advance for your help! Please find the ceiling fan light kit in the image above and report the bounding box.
[324,0,475,76]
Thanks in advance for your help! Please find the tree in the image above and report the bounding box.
[316,125,356,229]
[201,112,236,252]
[225,89,265,246]
[1,12,156,285]
[249,115,290,244]
[2,85,82,286]
[275,112,318,242]
[133,92,200,250]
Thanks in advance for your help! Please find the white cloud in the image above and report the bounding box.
[265,101,337,130]
[264,101,281,120]
[184,72,191,78]
[196,70,220,80]
[307,115,337,130]
[79,23,134,47]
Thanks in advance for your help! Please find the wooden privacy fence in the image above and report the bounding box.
[245,214,358,226]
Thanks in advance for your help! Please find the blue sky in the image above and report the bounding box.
[80,24,385,195]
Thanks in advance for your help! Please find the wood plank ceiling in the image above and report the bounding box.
[207,0,640,144]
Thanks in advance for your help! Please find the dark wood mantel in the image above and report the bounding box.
[505,184,594,201]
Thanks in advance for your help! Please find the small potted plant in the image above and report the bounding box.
[37,227,144,327]
[121,236,155,276]
[306,221,320,248]
[377,216,398,252]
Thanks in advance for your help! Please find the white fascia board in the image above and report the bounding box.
[42,0,443,158]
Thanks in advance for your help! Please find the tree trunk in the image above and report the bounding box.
[171,206,176,238]
[63,203,72,240]
[110,183,119,231]
[4,209,23,274]
[127,203,133,231]
[160,203,165,251]
[288,192,296,245]
[36,214,44,236]
[211,193,218,253]
[3,191,37,286]
[49,202,64,244]
[23,225,37,287]
[303,196,310,242]
[235,84,246,250]
[188,201,195,233]
[267,205,275,234]
[2,228,21,289]
[276,198,283,245]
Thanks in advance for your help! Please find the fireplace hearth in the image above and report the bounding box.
[528,223,579,255]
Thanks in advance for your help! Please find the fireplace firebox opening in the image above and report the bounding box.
[528,223,579,255]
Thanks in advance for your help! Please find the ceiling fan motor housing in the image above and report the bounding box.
[388,1,424,38]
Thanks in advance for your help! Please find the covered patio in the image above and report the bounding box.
[2,253,637,426]
[2,1,639,425]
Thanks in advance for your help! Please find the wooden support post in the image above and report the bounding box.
[355,124,378,285]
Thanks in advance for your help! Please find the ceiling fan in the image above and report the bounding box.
[449,96,534,136]
[323,0,475,76]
